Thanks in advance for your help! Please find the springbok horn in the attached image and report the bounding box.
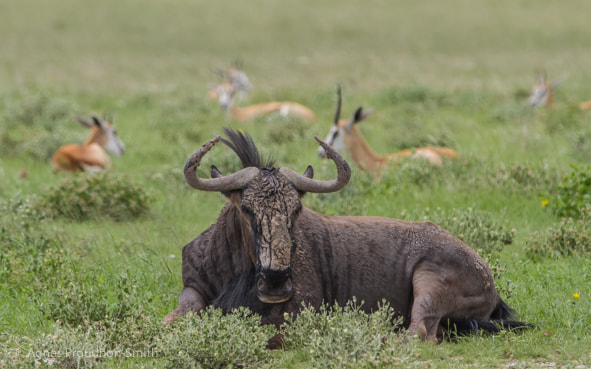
[333,85,342,126]
[280,137,351,193]
[184,136,259,192]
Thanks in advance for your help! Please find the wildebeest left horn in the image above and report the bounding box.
[184,135,259,192]
[280,137,351,193]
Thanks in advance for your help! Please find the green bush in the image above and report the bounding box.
[402,207,515,256]
[42,173,151,222]
[525,207,591,259]
[549,164,591,219]
[0,317,163,369]
[0,196,66,291]
[0,322,109,369]
[281,300,412,369]
[0,91,80,160]
[40,268,147,327]
[156,307,275,369]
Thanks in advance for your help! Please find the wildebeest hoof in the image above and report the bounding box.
[266,333,285,350]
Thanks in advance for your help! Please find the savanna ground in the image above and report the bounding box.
[1,0,591,368]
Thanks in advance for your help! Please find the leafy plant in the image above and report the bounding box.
[549,164,591,219]
[0,91,79,160]
[525,207,591,259]
[281,300,411,369]
[402,207,515,256]
[40,268,147,327]
[41,173,151,222]
[156,307,275,369]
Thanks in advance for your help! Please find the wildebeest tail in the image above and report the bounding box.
[446,299,532,336]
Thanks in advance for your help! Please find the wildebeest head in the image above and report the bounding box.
[183,128,351,304]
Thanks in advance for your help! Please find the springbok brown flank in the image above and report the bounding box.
[51,115,125,172]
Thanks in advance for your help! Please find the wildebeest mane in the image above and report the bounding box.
[221,128,275,169]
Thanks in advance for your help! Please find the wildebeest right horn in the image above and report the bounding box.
[184,135,259,192]
[279,137,351,193]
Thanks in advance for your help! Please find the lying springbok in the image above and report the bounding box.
[215,83,316,122]
[527,73,565,108]
[51,115,125,172]
[527,74,591,110]
[164,128,530,346]
[206,63,253,101]
[317,87,458,172]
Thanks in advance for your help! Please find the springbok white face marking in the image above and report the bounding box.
[228,69,253,93]
[528,76,551,107]
[102,123,125,157]
[317,125,346,158]
[216,83,235,111]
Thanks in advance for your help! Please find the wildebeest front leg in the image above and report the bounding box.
[162,287,207,325]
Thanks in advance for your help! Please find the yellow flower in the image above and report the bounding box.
[541,199,549,206]
[573,293,580,299]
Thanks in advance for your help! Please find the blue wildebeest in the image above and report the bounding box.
[164,128,529,346]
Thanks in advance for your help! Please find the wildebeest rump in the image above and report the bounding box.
[164,128,529,343]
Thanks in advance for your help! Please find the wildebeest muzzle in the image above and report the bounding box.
[256,269,293,304]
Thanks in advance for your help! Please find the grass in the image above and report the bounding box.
[1,0,591,367]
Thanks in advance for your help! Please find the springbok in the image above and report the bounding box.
[527,73,565,108]
[317,87,458,173]
[215,83,316,122]
[51,115,125,172]
[206,64,253,101]
[527,73,591,110]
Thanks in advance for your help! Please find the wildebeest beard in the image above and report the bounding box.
[213,268,279,317]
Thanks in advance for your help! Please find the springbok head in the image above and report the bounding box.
[527,73,564,108]
[184,128,351,304]
[214,83,237,111]
[76,115,125,156]
[317,86,374,158]
[215,62,253,93]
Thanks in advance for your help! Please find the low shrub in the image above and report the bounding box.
[0,91,79,160]
[0,322,110,369]
[0,316,163,368]
[548,164,591,219]
[0,196,66,291]
[156,307,275,369]
[42,173,151,222]
[39,268,147,327]
[402,207,515,256]
[525,207,591,259]
[281,300,412,369]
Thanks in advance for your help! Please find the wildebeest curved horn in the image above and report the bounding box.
[184,135,259,192]
[279,137,351,193]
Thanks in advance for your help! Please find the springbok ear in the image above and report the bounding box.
[358,108,374,122]
[91,115,104,128]
[74,116,93,128]
[211,165,224,178]
[347,107,364,131]
[303,165,314,179]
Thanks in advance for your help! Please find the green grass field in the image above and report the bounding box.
[1,0,591,368]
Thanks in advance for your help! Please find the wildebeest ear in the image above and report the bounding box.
[211,165,238,199]
[211,165,223,178]
[303,165,313,179]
